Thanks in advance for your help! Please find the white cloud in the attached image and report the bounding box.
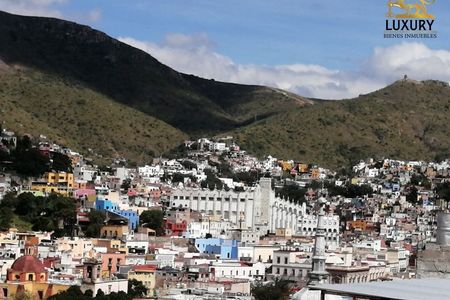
[119,35,450,99]
[0,0,101,23]
[0,0,66,18]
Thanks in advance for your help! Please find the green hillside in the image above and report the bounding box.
[233,80,450,168]
[0,11,311,134]
[1,11,450,168]
[0,67,187,164]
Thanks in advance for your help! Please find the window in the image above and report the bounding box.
[277,257,281,264]
[276,268,280,274]
[284,257,288,264]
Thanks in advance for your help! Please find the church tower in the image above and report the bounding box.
[309,204,329,286]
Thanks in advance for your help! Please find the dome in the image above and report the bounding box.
[11,255,46,273]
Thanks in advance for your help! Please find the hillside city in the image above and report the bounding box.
[0,127,449,299]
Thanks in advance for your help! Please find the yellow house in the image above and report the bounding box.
[298,163,309,173]
[30,172,74,197]
[128,265,156,297]
[278,161,293,171]
[310,168,320,179]
[100,224,129,240]
[44,172,74,188]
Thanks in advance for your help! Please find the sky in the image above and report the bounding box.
[1,0,450,99]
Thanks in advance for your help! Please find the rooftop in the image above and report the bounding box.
[311,278,450,300]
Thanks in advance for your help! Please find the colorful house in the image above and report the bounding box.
[95,198,139,230]
[128,265,157,297]
[0,255,70,299]
[194,239,238,260]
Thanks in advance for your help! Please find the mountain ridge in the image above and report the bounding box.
[0,10,312,134]
[232,79,450,168]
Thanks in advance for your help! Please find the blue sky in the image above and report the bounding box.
[2,0,450,98]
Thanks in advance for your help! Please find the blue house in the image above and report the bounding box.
[194,238,238,260]
[95,198,139,230]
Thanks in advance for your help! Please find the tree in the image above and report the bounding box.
[181,160,197,170]
[406,186,419,204]
[128,279,148,298]
[85,210,106,238]
[140,210,164,235]
[121,178,131,191]
[0,207,13,231]
[32,216,56,232]
[276,185,307,203]
[15,192,38,217]
[436,182,450,201]
[11,136,50,178]
[251,278,291,300]
[51,152,73,172]
[48,286,86,300]
[201,170,223,190]
[1,192,18,209]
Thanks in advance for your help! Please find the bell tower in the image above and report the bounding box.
[309,203,329,286]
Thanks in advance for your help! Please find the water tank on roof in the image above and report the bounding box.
[436,212,450,246]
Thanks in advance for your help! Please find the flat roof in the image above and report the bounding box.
[311,278,450,300]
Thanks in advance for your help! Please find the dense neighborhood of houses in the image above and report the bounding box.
[0,128,450,299]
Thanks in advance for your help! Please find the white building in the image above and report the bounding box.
[185,220,232,238]
[272,249,311,280]
[169,178,306,233]
[209,142,227,152]
[210,261,265,280]
[138,165,164,178]
[73,166,97,182]
[298,214,340,249]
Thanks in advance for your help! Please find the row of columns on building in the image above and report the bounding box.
[270,204,303,232]
[184,194,253,228]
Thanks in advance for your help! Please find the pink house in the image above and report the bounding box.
[100,253,126,278]
[74,189,96,199]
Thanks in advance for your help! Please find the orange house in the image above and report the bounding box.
[348,220,368,231]
[100,252,126,278]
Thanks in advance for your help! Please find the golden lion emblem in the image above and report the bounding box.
[386,0,436,19]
